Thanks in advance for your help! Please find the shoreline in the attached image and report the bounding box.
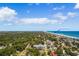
[47,32,79,40]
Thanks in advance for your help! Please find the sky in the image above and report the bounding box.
[0,3,79,31]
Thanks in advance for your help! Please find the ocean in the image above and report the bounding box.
[48,31,79,39]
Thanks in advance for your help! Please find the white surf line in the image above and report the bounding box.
[47,31,79,39]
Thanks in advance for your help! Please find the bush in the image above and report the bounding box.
[0,47,16,56]
[48,37,57,41]
[13,44,25,52]
[56,48,63,56]
[27,48,40,56]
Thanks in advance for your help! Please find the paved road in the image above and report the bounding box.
[17,44,30,56]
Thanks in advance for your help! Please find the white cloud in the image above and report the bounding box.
[53,6,65,10]
[0,7,77,25]
[15,18,58,24]
[0,7,17,21]
[74,3,79,9]
[67,12,77,17]
[57,27,71,31]
[53,13,67,20]
[51,12,77,24]
[53,8,58,10]
[53,12,77,20]
[0,7,60,25]
[15,12,76,25]
[4,23,13,26]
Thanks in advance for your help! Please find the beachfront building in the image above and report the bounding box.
[33,44,46,50]
[50,51,57,56]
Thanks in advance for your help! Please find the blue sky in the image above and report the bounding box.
[0,3,79,31]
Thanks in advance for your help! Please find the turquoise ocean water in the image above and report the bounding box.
[48,31,79,39]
